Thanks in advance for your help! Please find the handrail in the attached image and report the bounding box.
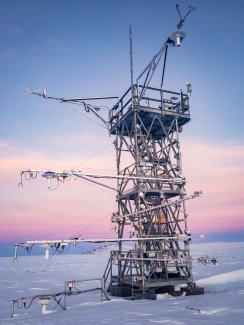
[109,84,190,127]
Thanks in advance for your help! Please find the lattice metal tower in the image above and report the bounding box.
[105,5,203,298]
[107,82,195,297]
[16,5,205,299]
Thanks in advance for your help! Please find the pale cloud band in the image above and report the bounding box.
[0,137,243,242]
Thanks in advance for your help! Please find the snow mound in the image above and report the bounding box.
[197,268,244,292]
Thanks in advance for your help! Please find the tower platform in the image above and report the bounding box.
[109,86,191,138]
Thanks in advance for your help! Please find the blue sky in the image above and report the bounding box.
[2,0,244,143]
[1,0,244,242]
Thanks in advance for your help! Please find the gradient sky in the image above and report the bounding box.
[1,0,244,243]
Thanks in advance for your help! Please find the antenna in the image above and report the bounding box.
[136,4,196,103]
[129,24,134,107]
[176,4,196,29]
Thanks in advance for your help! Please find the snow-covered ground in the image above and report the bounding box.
[0,242,244,325]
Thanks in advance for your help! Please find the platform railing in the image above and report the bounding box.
[109,85,190,127]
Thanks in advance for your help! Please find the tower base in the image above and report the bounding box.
[110,284,204,299]
[181,286,205,295]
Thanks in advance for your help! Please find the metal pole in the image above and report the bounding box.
[11,300,15,317]
[13,244,18,261]
[129,25,134,108]
[160,43,168,111]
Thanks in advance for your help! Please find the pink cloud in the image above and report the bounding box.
[0,140,116,242]
[182,137,244,233]
[0,138,243,242]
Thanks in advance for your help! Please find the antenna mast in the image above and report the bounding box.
[129,24,135,107]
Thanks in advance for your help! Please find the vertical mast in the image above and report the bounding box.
[129,24,134,107]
